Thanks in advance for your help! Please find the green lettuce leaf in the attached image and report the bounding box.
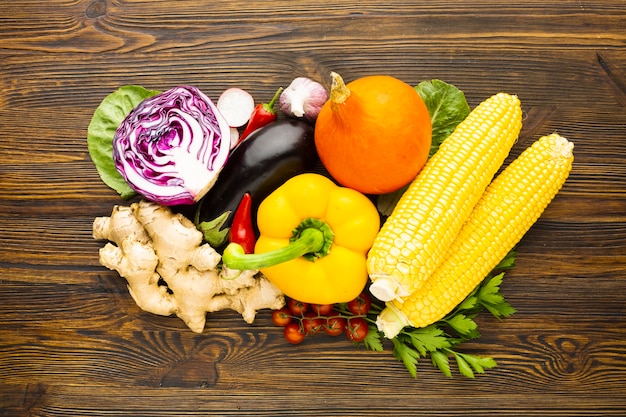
[416,79,470,157]
[87,85,160,199]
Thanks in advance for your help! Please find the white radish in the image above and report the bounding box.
[216,88,255,128]
[229,127,240,149]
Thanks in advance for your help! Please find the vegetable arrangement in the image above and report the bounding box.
[88,72,573,378]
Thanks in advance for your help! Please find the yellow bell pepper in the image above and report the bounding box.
[222,173,381,304]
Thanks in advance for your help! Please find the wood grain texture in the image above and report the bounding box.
[1,0,626,415]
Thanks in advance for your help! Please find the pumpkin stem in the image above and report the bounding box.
[329,72,350,105]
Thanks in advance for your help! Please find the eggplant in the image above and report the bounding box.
[196,119,320,234]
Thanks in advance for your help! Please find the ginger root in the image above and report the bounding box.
[93,200,285,333]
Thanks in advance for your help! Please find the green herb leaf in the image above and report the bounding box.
[87,85,160,198]
[444,313,479,338]
[430,350,452,377]
[453,351,476,378]
[362,324,384,352]
[392,337,420,378]
[478,279,508,305]
[495,249,517,270]
[477,273,517,319]
[464,353,497,374]
[416,79,471,157]
[455,294,479,311]
[453,351,497,378]
[404,325,451,355]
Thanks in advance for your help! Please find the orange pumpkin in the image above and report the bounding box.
[314,72,432,195]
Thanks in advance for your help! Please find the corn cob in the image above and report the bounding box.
[367,93,522,303]
[376,133,574,339]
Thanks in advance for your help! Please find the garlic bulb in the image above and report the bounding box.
[279,77,329,122]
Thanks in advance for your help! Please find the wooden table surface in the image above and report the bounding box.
[1,1,626,415]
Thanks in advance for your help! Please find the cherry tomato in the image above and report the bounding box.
[287,298,309,316]
[323,315,346,336]
[271,307,292,327]
[345,317,369,342]
[284,322,305,345]
[311,303,334,316]
[302,313,323,335]
[347,292,372,316]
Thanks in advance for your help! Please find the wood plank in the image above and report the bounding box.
[2,321,625,391]
[2,384,624,416]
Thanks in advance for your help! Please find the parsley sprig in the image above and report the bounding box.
[361,250,517,378]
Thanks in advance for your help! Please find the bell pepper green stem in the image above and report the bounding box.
[221,218,334,271]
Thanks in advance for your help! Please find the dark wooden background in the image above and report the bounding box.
[1,1,625,415]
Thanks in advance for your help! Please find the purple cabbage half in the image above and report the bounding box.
[112,86,231,206]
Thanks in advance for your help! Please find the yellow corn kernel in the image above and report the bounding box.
[377,133,574,339]
[367,93,522,302]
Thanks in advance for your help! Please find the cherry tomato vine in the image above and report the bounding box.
[272,292,379,345]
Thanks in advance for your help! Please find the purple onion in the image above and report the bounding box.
[112,86,230,206]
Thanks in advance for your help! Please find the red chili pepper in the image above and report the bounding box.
[238,87,283,144]
[230,192,256,254]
